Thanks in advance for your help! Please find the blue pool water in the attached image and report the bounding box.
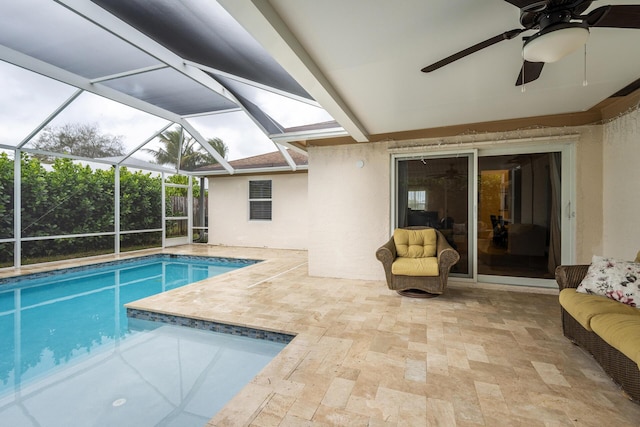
[0,255,288,426]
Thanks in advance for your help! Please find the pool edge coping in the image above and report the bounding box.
[126,308,296,344]
[0,253,262,287]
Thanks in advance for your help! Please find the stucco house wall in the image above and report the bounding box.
[307,142,391,280]
[574,125,604,263]
[308,125,606,281]
[603,107,640,260]
[206,109,640,281]
[207,172,308,250]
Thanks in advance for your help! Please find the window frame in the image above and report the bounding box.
[248,179,272,221]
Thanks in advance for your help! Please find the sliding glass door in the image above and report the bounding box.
[477,152,561,280]
[396,154,472,276]
[394,144,572,285]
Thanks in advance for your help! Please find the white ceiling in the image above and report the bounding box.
[220,0,640,141]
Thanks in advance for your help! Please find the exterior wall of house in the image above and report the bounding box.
[574,125,604,263]
[308,127,606,280]
[603,107,640,260]
[307,142,391,280]
[207,172,308,250]
[205,115,621,281]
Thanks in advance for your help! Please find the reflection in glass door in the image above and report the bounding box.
[477,153,561,279]
[396,156,471,276]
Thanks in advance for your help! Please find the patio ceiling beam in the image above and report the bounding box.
[181,61,285,141]
[272,141,308,156]
[274,143,297,171]
[184,60,322,108]
[20,147,126,167]
[176,127,185,175]
[180,120,235,175]
[182,108,244,119]
[120,122,174,164]
[188,164,308,177]
[89,64,169,84]
[270,128,350,144]
[219,0,370,143]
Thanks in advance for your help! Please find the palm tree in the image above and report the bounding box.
[206,137,228,161]
[144,129,228,170]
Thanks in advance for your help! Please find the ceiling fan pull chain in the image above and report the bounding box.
[521,56,526,93]
[583,44,588,87]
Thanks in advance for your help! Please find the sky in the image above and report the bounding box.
[0,60,330,163]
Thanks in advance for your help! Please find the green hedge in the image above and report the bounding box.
[0,153,164,264]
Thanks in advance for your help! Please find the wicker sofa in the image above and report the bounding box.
[555,264,640,402]
[376,226,459,298]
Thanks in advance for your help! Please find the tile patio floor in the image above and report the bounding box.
[5,245,640,426]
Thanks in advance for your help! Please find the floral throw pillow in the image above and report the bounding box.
[576,255,640,307]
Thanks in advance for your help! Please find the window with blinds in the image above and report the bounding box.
[249,180,272,220]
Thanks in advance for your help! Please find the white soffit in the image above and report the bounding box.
[221,0,640,136]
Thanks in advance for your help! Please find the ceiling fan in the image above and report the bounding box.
[421,1,640,86]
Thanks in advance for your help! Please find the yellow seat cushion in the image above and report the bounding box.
[391,256,439,277]
[590,313,640,367]
[393,228,437,258]
[559,288,640,331]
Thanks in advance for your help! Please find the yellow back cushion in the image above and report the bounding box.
[635,250,640,263]
[393,228,437,258]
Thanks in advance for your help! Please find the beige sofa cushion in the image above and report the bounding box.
[392,256,439,277]
[393,228,436,258]
[590,313,640,367]
[559,288,640,331]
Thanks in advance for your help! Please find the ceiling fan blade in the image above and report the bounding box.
[421,29,523,73]
[503,0,547,10]
[515,61,544,86]
[587,5,640,28]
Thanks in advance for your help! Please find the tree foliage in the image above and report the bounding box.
[0,152,14,238]
[165,174,204,198]
[33,123,125,161]
[145,129,228,170]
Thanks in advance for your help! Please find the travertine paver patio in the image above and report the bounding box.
[5,245,640,426]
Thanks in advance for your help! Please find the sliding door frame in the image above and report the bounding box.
[476,141,576,287]
[391,149,477,282]
[391,139,576,288]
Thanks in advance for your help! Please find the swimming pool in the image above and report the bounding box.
[0,254,289,426]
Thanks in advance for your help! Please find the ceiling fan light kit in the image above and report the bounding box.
[420,1,640,86]
[522,24,589,63]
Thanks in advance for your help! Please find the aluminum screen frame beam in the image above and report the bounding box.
[0,44,235,174]
[219,0,370,143]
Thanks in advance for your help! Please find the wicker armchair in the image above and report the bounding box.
[556,264,640,402]
[376,227,460,298]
